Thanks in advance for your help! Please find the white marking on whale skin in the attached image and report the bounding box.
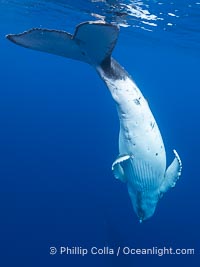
[97,60,182,222]
[6,21,182,222]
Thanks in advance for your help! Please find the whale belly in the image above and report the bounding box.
[119,113,166,219]
[118,100,166,169]
[97,58,182,222]
[118,96,166,220]
[105,72,167,221]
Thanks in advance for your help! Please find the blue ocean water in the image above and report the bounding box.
[0,0,200,266]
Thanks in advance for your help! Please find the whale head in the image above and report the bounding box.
[128,186,159,222]
[112,154,164,221]
[112,150,182,222]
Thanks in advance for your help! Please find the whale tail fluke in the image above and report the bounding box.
[6,21,119,66]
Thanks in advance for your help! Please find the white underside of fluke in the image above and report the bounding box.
[6,21,182,222]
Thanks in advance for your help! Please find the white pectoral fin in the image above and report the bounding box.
[112,155,131,183]
[160,149,182,194]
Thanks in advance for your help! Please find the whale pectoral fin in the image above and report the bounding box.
[160,149,182,194]
[112,155,130,183]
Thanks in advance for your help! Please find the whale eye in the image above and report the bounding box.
[156,153,158,156]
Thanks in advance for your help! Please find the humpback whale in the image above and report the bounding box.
[6,21,182,222]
